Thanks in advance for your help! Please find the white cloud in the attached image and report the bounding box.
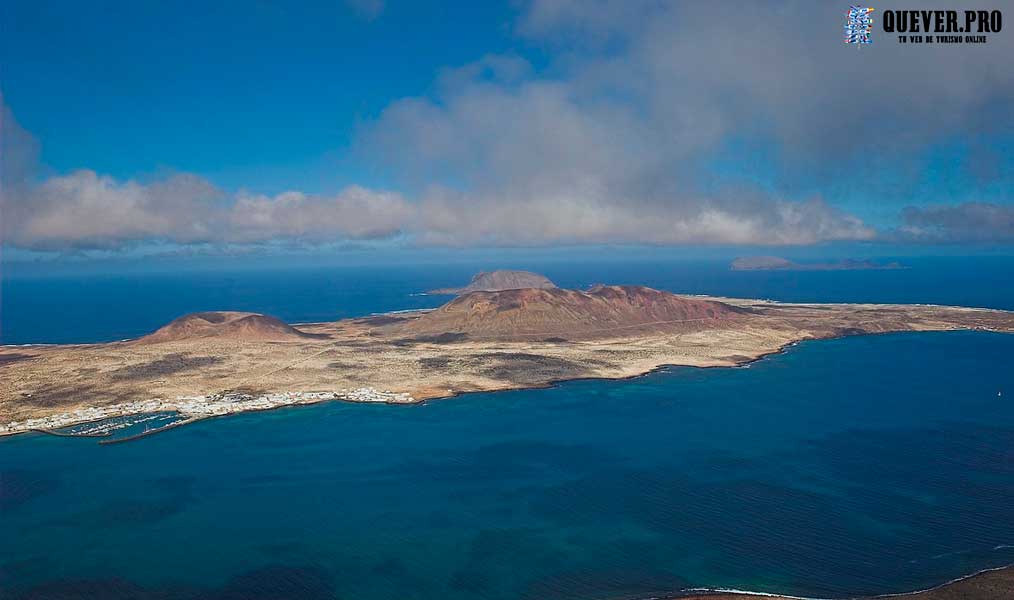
[359,0,1013,248]
[5,170,220,250]
[226,186,411,242]
[411,188,873,246]
[899,202,1014,243]
[344,0,384,20]
[5,1,1013,252]
[3,168,414,251]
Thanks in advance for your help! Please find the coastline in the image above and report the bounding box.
[3,317,1012,600]
[0,388,416,440]
[1,302,1014,437]
[656,563,1014,599]
[0,331,892,442]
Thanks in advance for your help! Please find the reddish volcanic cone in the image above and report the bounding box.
[429,270,557,295]
[136,311,318,344]
[394,285,749,340]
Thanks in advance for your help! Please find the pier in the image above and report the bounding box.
[30,428,111,438]
[98,417,200,445]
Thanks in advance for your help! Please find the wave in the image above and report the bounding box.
[675,588,822,599]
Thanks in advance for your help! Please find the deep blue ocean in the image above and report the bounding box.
[3,256,1014,345]
[2,257,1014,599]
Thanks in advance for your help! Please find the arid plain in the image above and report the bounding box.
[2,283,1013,429]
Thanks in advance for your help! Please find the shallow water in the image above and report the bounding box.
[3,331,1013,599]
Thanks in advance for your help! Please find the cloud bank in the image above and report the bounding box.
[899,202,1014,243]
[4,0,1014,252]
[4,167,870,250]
[4,170,413,251]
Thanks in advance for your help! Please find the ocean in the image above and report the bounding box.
[2,257,1013,599]
[3,256,1013,345]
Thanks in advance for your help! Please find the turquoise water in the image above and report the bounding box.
[3,331,1013,599]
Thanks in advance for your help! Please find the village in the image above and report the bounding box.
[0,387,416,436]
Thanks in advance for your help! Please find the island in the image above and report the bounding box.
[732,256,905,271]
[2,277,1013,439]
[428,269,557,294]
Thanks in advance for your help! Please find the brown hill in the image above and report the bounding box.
[429,270,556,295]
[137,311,317,344]
[395,285,749,340]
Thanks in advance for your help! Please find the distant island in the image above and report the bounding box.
[2,271,1012,440]
[731,256,905,271]
[429,269,556,294]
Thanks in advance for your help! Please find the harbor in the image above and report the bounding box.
[0,387,416,441]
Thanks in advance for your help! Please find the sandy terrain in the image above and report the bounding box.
[2,294,1012,429]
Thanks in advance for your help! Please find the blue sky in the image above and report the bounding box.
[2,1,527,193]
[2,0,1013,260]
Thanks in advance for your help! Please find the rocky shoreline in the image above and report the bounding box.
[662,563,1014,599]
